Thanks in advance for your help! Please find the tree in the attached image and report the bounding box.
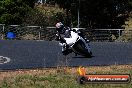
[0,0,35,25]
[22,0,36,8]
[55,0,131,28]
[54,0,73,26]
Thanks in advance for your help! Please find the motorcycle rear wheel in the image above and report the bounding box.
[73,40,92,57]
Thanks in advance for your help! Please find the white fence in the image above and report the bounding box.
[0,24,132,41]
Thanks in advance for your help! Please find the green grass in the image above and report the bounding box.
[0,65,132,88]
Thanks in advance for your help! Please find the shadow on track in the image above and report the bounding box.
[72,55,95,58]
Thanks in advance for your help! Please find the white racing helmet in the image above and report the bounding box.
[56,22,64,28]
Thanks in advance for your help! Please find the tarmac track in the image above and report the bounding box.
[0,40,132,70]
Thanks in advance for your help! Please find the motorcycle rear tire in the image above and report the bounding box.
[73,40,92,57]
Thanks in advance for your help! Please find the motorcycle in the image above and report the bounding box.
[56,27,92,57]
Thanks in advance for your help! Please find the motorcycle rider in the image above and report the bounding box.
[55,22,70,55]
[55,22,67,42]
[55,22,90,55]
